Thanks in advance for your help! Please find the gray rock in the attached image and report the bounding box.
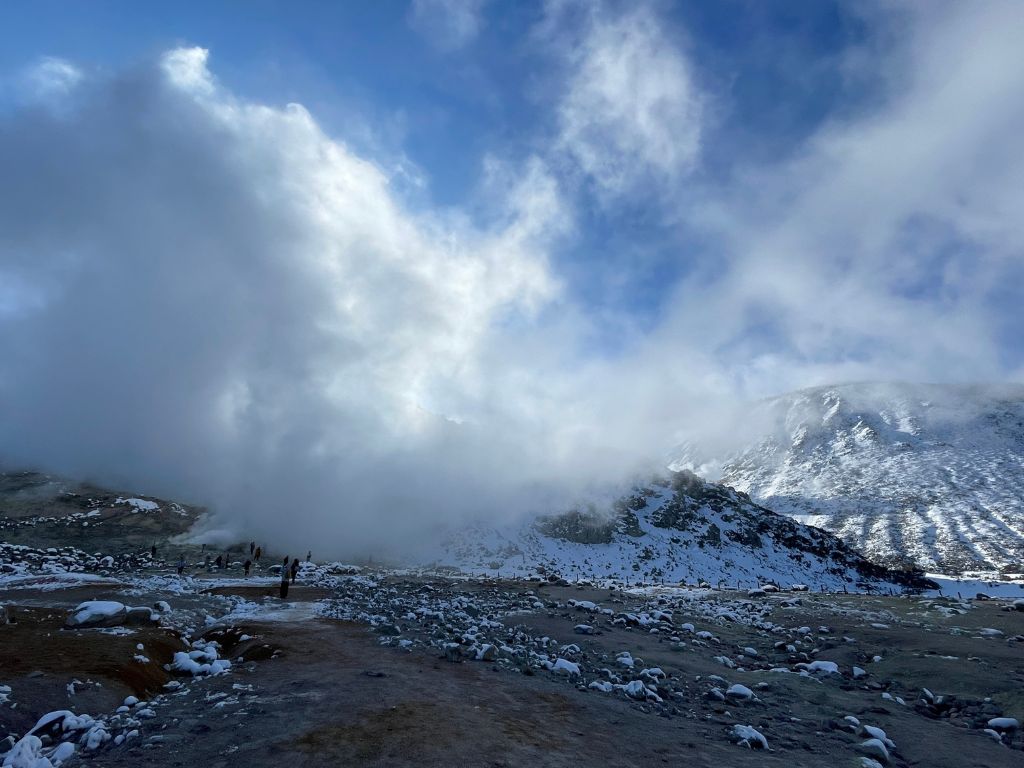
[858,739,890,764]
[124,607,160,626]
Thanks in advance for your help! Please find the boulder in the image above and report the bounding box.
[731,724,768,749]
[124,607,160,627]
[65,601,127,629]
[726,684,754,701]
[858,738,890,764]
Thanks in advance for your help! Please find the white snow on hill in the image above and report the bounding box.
[426,471,930,592]
[672,382,1024,573]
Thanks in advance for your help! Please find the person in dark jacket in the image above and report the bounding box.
[254,546,262,563]
[290,558,299,584]
[279,558,290,599]
[215,554,223,569]
[151,544,157,559]
[244,559,252,577]
[249,541,255,556]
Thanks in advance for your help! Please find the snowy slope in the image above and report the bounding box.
[430,470,932,591]
[672,382,1024,573]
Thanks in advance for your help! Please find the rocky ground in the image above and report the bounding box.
[2,472,1024,766]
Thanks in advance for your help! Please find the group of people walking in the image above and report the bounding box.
[156,541,313,598]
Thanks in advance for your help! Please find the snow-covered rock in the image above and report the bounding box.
[551,658,580,677]
[858,738,890,764]
[730,724,768,749]
[726,684,754,701]
[2,734,51,768]
[987,717,1019,732]
[64,601,127,629]
[861,725,895,749]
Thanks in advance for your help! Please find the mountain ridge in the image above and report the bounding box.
[672,381,1024,573]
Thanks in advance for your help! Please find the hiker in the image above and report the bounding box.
[150,544,157,559]
[290,557,299,584]
[204,554,211,571]
[254,546,262,563]
[306,550,311,563]
[223,551,231,569]
[249,541,255,556]
[244,559,252,577]
[176,555,186,576]
[279,559,290,599]
[215,554,223,569]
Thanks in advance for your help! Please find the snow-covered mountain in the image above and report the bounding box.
[672,382,1024,573]
[432,470,933,591]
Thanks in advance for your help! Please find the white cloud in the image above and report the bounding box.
[409,0,487,51]
[160,47,215,95]
[653,1,1024,396]
[551,4,703,196]
[20,56,82,103]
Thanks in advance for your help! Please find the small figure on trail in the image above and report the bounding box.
[205,554,211,571]
[151,544,157,559]
[254,546,262,563]
[250,541,255,556]
[290,557,299,584]
[215,554,223,569]
[244,559,252,577]
[279,558,290,599]
[224,551,231,569]
[306,550,311,563]
[176,555,186,576]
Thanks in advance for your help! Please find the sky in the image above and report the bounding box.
[0,1,1022,555]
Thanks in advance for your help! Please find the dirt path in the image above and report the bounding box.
[90,618,790,768]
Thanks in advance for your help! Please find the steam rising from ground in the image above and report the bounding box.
[0,48,693,556]
[1,3,1023,558]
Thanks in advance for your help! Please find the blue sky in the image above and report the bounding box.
[1,1,1022,540]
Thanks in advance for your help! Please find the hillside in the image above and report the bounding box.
[432,470,932,591]
[672,382,1024,573]
[0,467,931,591]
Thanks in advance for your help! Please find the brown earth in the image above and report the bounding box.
[2,576,1023,766]
[88,619,793,768]
[0,606,185,737]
